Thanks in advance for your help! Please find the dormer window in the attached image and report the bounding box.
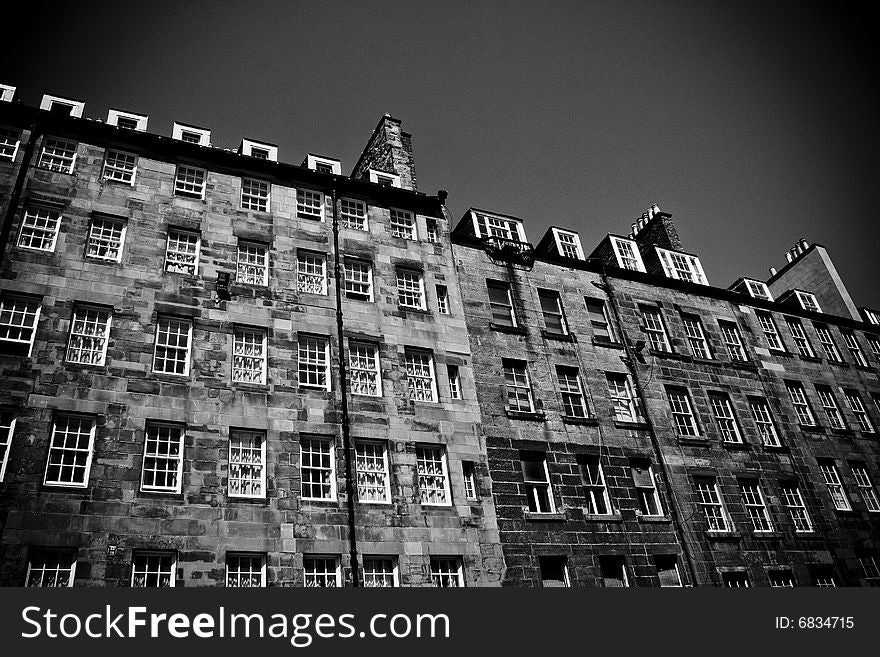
[368,169,400,187]
[744,279,773,301]
[251,148,269,160]
[656,248,707,284]
[306,154,341,174]
[795,291,821,313]
[0,84,15,102]
[172,122,210,146]
[552,228,584,260]
[181,131,201,144]
[40,94,84,118]
[610,236,645,272]
[471,211,526,242]
[864,309,880,326]
[242,139,278,161]
[107,109,148,131]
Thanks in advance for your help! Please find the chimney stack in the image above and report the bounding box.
[769,267,777,276]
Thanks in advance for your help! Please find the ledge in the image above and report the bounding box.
[751,531,784,540]
[638,515,672,524]
[762,443,790,454]
[613,420,650,430]
[721,441,752,451]
[561,415,598,426]
[798,424,826,434]
[677,436,710,447]
[854,364,875,373]
[582,512,623,523]
[706,531,742,541]
[592,338,624,349]
[650,349,685,360]
[692,357,717,366]
[798,355,822,363]
[541,329,575,342]
[730,360,758,372]
[490,323,527,335]
[830,428,855,438]
[398,306,431,316]
[524,511,566,522]
[506,409,546,422]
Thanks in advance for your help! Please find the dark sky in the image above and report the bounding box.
[4,1,879,308]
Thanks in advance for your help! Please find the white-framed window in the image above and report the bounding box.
[656,247,708,284]
[425,219,439,243]
[719,320,748,361]
[107,109,148,131]
[26,548,76,588]
[300,437,336,501]
[681,313,711,359]
[521,452,554,513]
[667,387,699,436]
[641,306,672,352]
[695,479,730,531]
[844,390,875,432]
[66,305,111,366]
[303,556,341,587]
[814,324,843,362]
[102,150,137,184]
[362,557,398,587]
[298,335,330,390]
[38,137,77,173]
[539,556,571,587]
[153,316,192,376]
[240,178,270,212]
[756,311,785,351]
[816,387,846,429]
[0,294,41,356]
[841,329,867,367]
[232,327,267,384]
[579,454,611,515]
[557,365,588,418]
[447,365,461,400]
[874,393,880,418]
[342,258,372,301]
[404,348,437,402]
[609,235,644,271]
[164,229,200,275]
[140,422,185,493]
[86,215,126,262]
[226,553,266,587]
[396,269,425,310]
[851,465,880,512]
[606,372,642,422]
[743,279,773,301]
[785,317,815,358]
[41,96,83,116]
[739,481,773,532]
[553,228,585,260]
[0,84,14,102]
[296,189,324,221]
[355,441,390,503]
[599,555,629,587]
[813,574,837,587]
[242,139,278,161]
[472,211,526,242]
[721,571,750,587]
[237,241,269,286]
[863,309,880,325]
[228,429,266,499]
[795,290,821,313]
[18,205,61,252]
[858,556,880,586]
[132,551,176,587]
[306,154,341,173]
[503,359,534,412]
[389,208,416,239]
[538,289,568,334]
[436,285,449,314]
[296,251,327,295]
[866,335,880,362]
[709,393,742,443]
[340,198,367,231]
[462,462,478,500]
[655,555,682,587]
[368,169,401,187]
[487,280,517,327]
[632,462,664,516]
[585,297,616,342]
[0,411,14,482]
[430,557,463,587]
[748,397,781,447]
[0,127,21,160]
[781,483,813,532]
[349,342,381,397]
[785,381,816,426]
[174,165,206,199]
[819,462,851,511]
[173,122,211,145]
[44,414,96,488]
[113,116,140,131]
[416,445,450,506]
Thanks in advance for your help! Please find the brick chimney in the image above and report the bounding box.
[630,204,683,252]
[351,114,418,191]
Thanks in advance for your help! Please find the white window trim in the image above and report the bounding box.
[172,122,211,146]
[296,251,328,295]
[447,364,461,400]
[0,413,15,482]
[228,429,267,499]
[781,484,813,533]
[633,464,665,517]
[397,268,426,310]
[86,215,127,262]
[38,137,77,174]
[242,139,278,161]
[236,240,270,286]
[298,335,332,391]
[306,154,342,174]
[416,445,451,506]
[0,126,21,161]
[40,94,84,117]
[131,551,177,588]
[404,348,438,402]
[43,415,96,488]
[18,204,62,253]
[740,481,774,533]
[164,228,201,276]
[368,168,401,187]
[231,327,268,385]
[580,456,613,516]
[552,228,585,260]
[656,247,708,285]
[343,258,373,302]
[795,290,822,313]
[389,208,416,240]
[696,479,732,532]
[107,109,148,131]
[709,393,743,443]
[744,279,773,301]
[0,294,42,357]
[503,360,534,413]
[354,440,391,504]
[66,305,112,366]
[240,178,271,213]
[339,198,368,231]
[226,553,267,587]
[462,462,478,500]
[303,555,342,588]
[152,316,193,377]
[0,84,15,103]
[300,438,338,502]
[296,189,325,222]
[488,280,518,328]
[609,236,646,272]
[25,549,76,588]
[470,210,527,242]
[522,454,556,514]
[174,164,207,200]
[819,463,852,511]
[102,149,138,186]
[139,422,185,494]
[348,341,382,397]
[362,557,399,588]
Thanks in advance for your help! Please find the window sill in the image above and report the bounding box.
[830,428,855,437]
[524,511,566,522]
[706,531,742,541]
[561,415,598,426]
[64,361,108,372]
[751,531,783,540]
[730,360,758,371]
[399,306,431,315]
[677,435,710,447]
[613,420,649,430]
[582,512,622,522]
[230,382,269,392]
[506,409,546,422]
[798,424,826,434]
[828,360,849,368]
[149,372,192,384]
[798,355,822,363]
[592,338,624,349]
[649,349,683,360]
[638,515,672,524]
[761,443,790,454]
[691,357,717,366]
[490,323,527,335]
[854,364,875,373]
[721,441,752,451]
[541,329,575,342]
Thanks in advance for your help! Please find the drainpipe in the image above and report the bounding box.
[0,118,42,269]
[330,184,360,586]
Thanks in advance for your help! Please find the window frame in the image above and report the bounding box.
[756,311,786,352]
[447,364,461,400]
[781,483,813,533]
[164,228,201,276]
[300,437,337,502]
[795,290,821,313]
[43,414,97,488]
[818,462,851,511]
[66,304,112,366]
[694,478,731,532]
[520,451,555,514]
[503,359,534,413]
[236,240,270,287]
[579,454,612,516]
[553,228,585,260]
[0,126,21,161]
[487,280,517,328]
[303,555,342,588]
[844,390,875,433]
[226,552,267,587]
[240,178,270,213]
[851,465,880,513]
[462,461,478,501]
[228,429,267,499]
[656,247,708,284]
[86,214,127,263]
[102,149,138,185]
[396,268,426,310]
[719,320,748,361]
[748,397,781,447]
[354,440,390,504]
[152,316,192,377]
[785,381,817,426]
[609,235,645,271]
[436,285,449,314]
[708,392,743,443]
[430,557,464,588]
[666,387,700,436]
[404,348,438,403]
[0,294,41,356]
[231,326,268,385]
[131,550,177,587]
[641,306,672,352]
[784,317,816,358]
[840,329,867,367]
[416,445,451,506]
[173,164,207,200]
[606,372,642,423]
[362,556,399,588]
[38,137,77,173]
[298,334,331,391]
[139,422,186,494]
[585,297,617,342]
[389,208,416,239]
[744,279,773,301]
[0,411,15,482]
[556,365,588,418]
[348,341,382,397]
[816,386,847,430]
[25,548,77,588]
[296,250,328,296]
[471,211,526,242]
[681,313,712,359]
[739,480,774,533]
[18,204,62,253]
[339,198,368,231]
[537,288,568,335]
[813,323,843,363]
[632,462,664,517]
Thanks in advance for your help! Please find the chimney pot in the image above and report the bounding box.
[799,238,809,250]
[769,267,777,276]
[785,252,793,263]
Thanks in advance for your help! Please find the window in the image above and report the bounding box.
[389,208,415,239]
[812,571,837,587]
[180,131,201,144]
[585,298,616,342]
[338,258,372,301]
[864,309,880,325]
[503,359,534,412]
[416,445,450,505]
[681,313,711,359]
[174,165,206,199]
[436,285,449,314]
[816,386,846,429]
[694,479,730,531]
[641,306,671,352]
[785,317,815,358]
[425,219,439,243]
[340,198,367,231]
[521,452,554,513]
[18,205,61,252]
[768,570,795,587]
[462,462,478,500]
[303,556,340,587]
[709,393,743,443]
[756,312,785,351]
[795,290,821,313]
[237,241,269,286]
[66,305,111,365]
[298,335,330,390]
[0,411,14,482]
[785,381,816,426]
[0,294,41,355]
[859,556,880,586]
[554,229,585,260]
[153,317,191,376]
[844,390,875,432]
[538,289,568,334]
[164,229,200,275]
[430,558,463,587]
[819,462,851,511]
[38,137,77,173]
[667,388,699,436]
[226,553,266,587]
[240,178,270,212]
[242,139,278,160]
[749,398,781,447]
[557,366,588,418]
[609,236,644,271]
[447,365,461,400]
[102,150,137,184]
[107,110,147,131]
[0,127,20,160]
[579,455,611,515]
[814,324,843,363]
[873,393,880,418]
[43,415,96,487]
[866,335,880,362]
[744,279,773,301]
[487,280,517,327]
[404,348,437,402]
[841,329,867,367]
[722,572,750,587]
[655,555,682,587]
[632,461,663,516]
[396,269,425,310]
[473,211,524,241]
[851,465,880,512]
[606,373,642,422]
[739,481,773,532]
[656,248,708,284]
[599,556,629,587]
[539,556,570,587]
[296,251,326,295]
[369,169,400,187]
[114,117,139,131]
[228,429,266,498]
[86,215,126,262]
[172,122,210,145]
[232,327,267,384]
[300,437,336,501]
[140,422,185,493]
[349,342,381,396]
[355,441,389,503]
[26,548,76,587]
[781,483,813,532]
[719,320,747,361]
[250,147,270,160]
[297,189,324,221]
[362,557,398,587]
